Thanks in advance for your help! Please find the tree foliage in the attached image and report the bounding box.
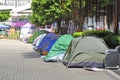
[30,0,72,26]
[0,10,11,22]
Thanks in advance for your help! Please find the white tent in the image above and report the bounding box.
[20,23,35,39]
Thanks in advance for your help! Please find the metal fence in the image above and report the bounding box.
[0,0,31,6]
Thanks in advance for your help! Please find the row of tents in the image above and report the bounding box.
[27,30,112,69]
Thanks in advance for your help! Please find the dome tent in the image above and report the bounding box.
[37,33,60,55]
[63,36,109,68]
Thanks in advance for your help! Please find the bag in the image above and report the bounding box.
[104,49,119,69]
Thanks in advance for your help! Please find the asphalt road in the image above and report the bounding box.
[0,39,120,80]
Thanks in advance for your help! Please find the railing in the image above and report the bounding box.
[0,0,32,11]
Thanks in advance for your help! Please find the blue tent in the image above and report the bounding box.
[0,24,10,28]
[37,33,60,54]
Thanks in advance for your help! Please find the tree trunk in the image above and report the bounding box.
[56,18,61,34]
[113,0,119,34]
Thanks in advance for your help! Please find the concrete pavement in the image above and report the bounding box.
[0,39,120,80]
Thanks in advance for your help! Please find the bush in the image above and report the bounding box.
[82,30,113,38]
[114,34,120,45]
[72,32,83,38]
[103,34,119,49]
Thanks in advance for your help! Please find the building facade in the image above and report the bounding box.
[0,0,32,27]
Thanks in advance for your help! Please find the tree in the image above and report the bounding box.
[30,0,72,33]
[111,0,120,34]
[71,0,109,31]
[0,10,11,22]
[106,0,120,34]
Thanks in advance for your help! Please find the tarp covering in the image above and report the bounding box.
[63,36,108,68]
[44,34,73,62]
[21,23,35,28]
[0,24,10,28]
[0,30,7,36]
[11,21,28,27]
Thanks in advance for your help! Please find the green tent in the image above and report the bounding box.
[27,30,48,43]
[63,36,108,68]
[44,34,73,62]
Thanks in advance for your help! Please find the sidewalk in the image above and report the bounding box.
[0,39,120,80]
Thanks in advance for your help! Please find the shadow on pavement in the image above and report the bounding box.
[111,70,120,75]
[20,52,40,58]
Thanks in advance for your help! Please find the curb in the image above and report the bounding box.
[106,69,120,80]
